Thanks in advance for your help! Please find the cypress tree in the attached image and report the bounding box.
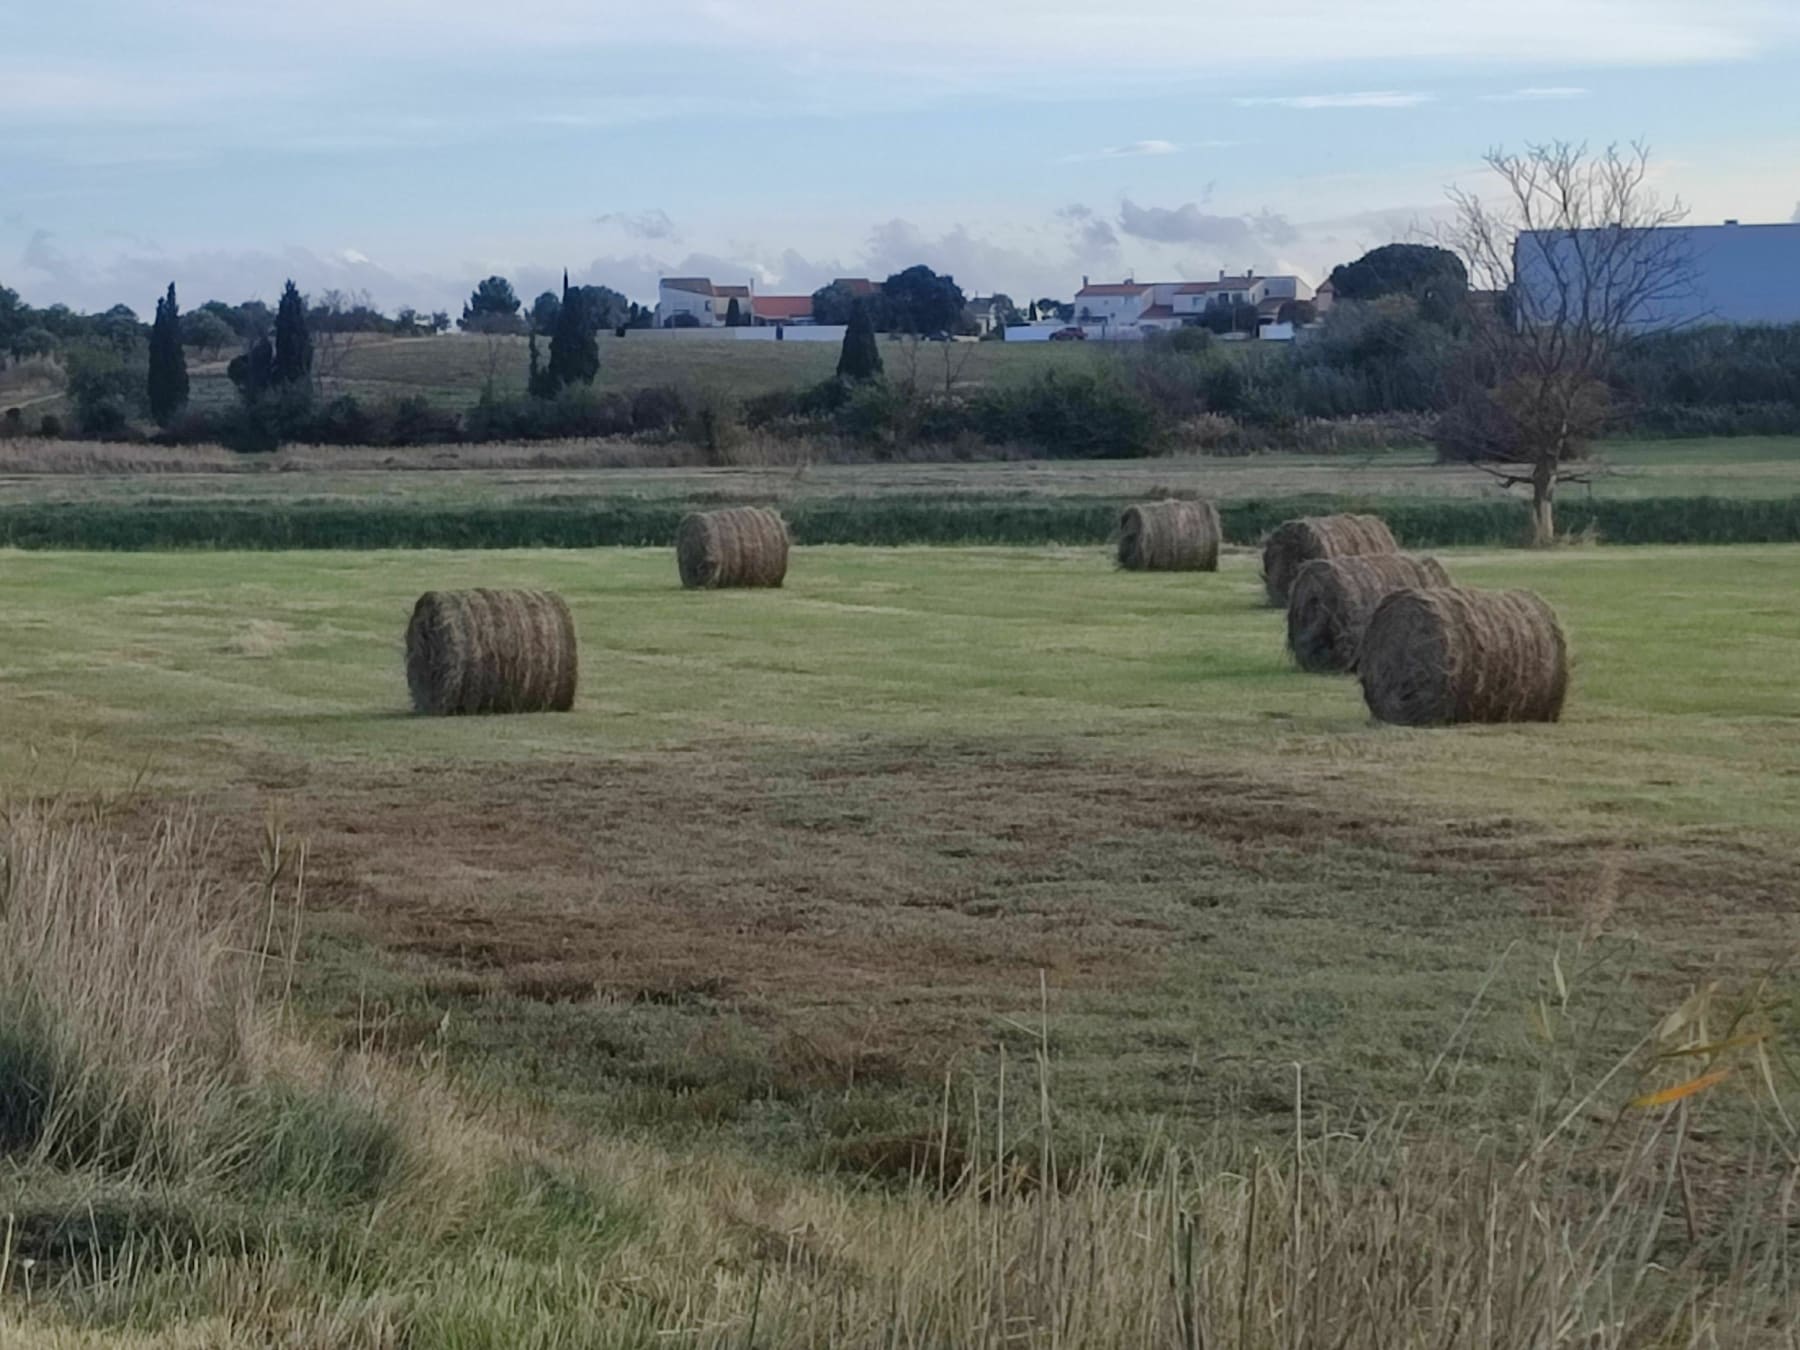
[147,282,189,425]
[725,296,743,327]
[836,300,883,381]
[528,330,551,399]
[271,280,312,386]
[545,270,599,393]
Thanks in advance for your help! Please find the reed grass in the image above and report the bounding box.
[2,805,1795,1346]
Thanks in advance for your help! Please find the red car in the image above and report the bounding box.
[1048,326,1087,341]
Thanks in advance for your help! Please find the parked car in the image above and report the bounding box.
[1048,326,1087,341]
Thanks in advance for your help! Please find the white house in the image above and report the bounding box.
[1514,220,1800,330]
[657,275,883,328]
[657,277,746,327]
[1072,272,1314,338]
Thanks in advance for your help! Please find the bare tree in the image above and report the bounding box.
[1443,142,1694,545]
[309,287,379,394]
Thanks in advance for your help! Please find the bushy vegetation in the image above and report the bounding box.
[1,491,1794,551]
[13,259,1800,460]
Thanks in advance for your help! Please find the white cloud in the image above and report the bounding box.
[1237,91,1435,109]
[1099,139,1181,159]
[1479,86,1590,101]
[43,2,1800,121]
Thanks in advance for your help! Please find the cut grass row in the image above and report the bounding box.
[3,492,1798,549]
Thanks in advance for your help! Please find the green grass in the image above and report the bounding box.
[6,439,1798,508]
[3,438,1798,549]
[1,545,1795,1153]
[2,544,1796,1343]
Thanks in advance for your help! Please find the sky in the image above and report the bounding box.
[7,0,1800,316]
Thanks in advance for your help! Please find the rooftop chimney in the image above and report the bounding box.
[1082,275,1089,287]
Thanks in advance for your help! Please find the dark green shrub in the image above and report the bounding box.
[742,387,800,427]
[386,395,463,445]
[0,493,1794,551]
[975,370,1161,457]
[629,385,686,433]
[308,394,382,446]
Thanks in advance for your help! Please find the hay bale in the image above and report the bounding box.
[1117,499,1221,572]
[405,589,578,715]
[1285,553,1452,674]
[1261,514,1398,607]
[1359,586,1568,726]
[676,507,790,589]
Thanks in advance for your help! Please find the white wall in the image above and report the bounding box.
[657,285,719,327]
[626,324,850,343]
[1073,292,1149,327]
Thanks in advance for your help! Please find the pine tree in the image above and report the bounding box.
[836,300,883,381]
[147,282,189,425]
[271,280,312,387]
[545,270,599,394]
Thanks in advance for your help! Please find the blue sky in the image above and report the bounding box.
[6,0,1800,314]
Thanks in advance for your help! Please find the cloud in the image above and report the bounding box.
[1250,209,1301,248]
[595,209,680,242]
[138,2,1800,76]
[1478,86,1589,101]
[1067,139,1180,163]
[1236,91,1434,110]
[11,230,460,315]
[1115,198,1302,250]
[1059,205,1120,256]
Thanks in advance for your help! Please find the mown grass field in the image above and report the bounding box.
[4,543,1796,1142]
[4,437,1797,507]
[2,440,1797,553]
[3,540,1797,1344]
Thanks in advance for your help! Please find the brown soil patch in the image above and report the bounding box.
[178,739,1798,1017]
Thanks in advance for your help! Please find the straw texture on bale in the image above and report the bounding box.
[1285,552,1452,674]
[405,588,578,716]
[1116,499,1222,572]
[1261,513,1398,607]
[676,507,790,589]
[1359,586,1568,726]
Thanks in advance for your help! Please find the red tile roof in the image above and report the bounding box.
[1076,283,1151,297]
[834,277,880,296]
[714,284,751,299]
[1139,304,1176,320]
[661,277,716,296]
[752,295,813,321]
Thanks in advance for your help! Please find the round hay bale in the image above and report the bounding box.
[1117,499,1221,572]
[676,507,790,589]
[1261,514,1398,607]
[405,589,578,716]
[1359,586,1568,726]
[1285,553,1452,674]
